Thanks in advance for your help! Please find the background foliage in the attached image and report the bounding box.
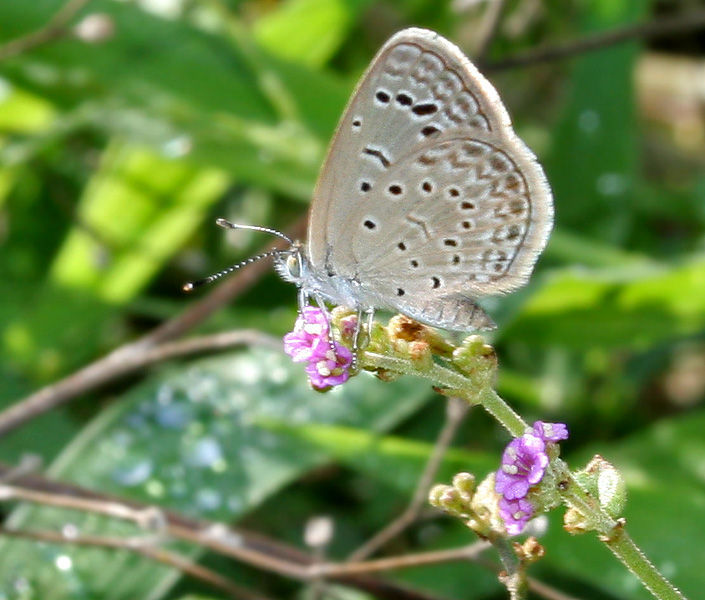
[1,0,704,599]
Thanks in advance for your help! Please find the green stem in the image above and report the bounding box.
[361,347,687,600]
[477,387,526,437]
[606,528,686,600]
[362,352,526,435]
[554,462,686,600]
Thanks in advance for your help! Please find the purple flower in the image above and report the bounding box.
[305,337,353,390]
[495,432,548,500]
[283,306,330,363]
[533,421,569,443]
[283,307,353,390]
[498,497,534,536]
[495,421,568,535]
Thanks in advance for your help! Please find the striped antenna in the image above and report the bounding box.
[183,218,294,292]
[215,218,293,245]
[183,250,279,291]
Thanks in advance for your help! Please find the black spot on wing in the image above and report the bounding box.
[362,147,391,168]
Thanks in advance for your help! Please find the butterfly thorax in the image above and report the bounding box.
[274,242,383,310]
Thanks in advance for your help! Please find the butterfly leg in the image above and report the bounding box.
[350,307,364,372]
[357,308,374,350]
[297,288,309,316]
[349,308,375,372]
[310,293,338,356]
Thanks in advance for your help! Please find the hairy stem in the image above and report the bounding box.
[360,347,686,600]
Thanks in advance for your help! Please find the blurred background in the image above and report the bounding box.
[1,0,705,598]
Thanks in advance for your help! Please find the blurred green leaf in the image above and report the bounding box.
[0,82,56,133]
[547,0,645,243]
[254,0,365,68]
[546,228,654,268]
[505,257,705,348]
[0,1,273,120]
[0,286,117,385]
[49,141,228,303]
[0,0,350,196]
[260,420,496,493]
[0,347,433,599]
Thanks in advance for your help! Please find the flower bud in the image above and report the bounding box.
[575,455,627,519]
[470,472,504,533]
[564,456,627,534]
[452,472,476,500]
[429,484,467,517]
[408,340,433,370]
[386,315,454,356]
[374,368,401,382]
[452,335,497,380]
[429,484,449,508]
[563,506,589,534]
[513,536,545,564]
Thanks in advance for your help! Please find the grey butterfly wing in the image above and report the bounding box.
[307,28,552,330]
[343,130,549,330]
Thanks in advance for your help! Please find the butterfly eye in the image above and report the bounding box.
[286,254,301,279]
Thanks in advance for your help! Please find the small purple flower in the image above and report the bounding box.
[495,432,548,500]
[495,421,568,535]
[305,337,353,390]
[533,421,569,443]
[498,497,534,536]
[283,307,353,390]
[283,306,330,363]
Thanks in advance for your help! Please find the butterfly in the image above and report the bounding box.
[187,28,553,338]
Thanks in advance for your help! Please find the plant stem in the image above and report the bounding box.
[553,462,686,600]
[362,352,526,434]
[477,387,526,437]
[361,347,687,600]
[606,527,686,600]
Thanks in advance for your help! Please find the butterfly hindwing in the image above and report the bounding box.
[347,130,552,301]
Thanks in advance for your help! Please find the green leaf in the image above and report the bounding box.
[0,1,349,196]
[259,420,496,493]
[0,347,433,599]
[255,421,503,598]
[0,82,56,133]
[546,0,646,243]
[49,141,228,303]
[504,257,705,348]
[254,0,359,68]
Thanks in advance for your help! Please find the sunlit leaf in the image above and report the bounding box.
[49,141,228,303]
[254,0,359,68]
[505,257,705,348]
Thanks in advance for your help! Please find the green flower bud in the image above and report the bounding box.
[452,472,476,500]
[575,455,627,519]
[451,335,497,380]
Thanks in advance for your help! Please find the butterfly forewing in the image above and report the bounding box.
[306,28,552,329]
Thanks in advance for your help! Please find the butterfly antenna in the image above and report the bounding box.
[183,250,279,292]
[215,218,293,245]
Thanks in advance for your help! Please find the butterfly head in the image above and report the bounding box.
[273,241,310,287]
